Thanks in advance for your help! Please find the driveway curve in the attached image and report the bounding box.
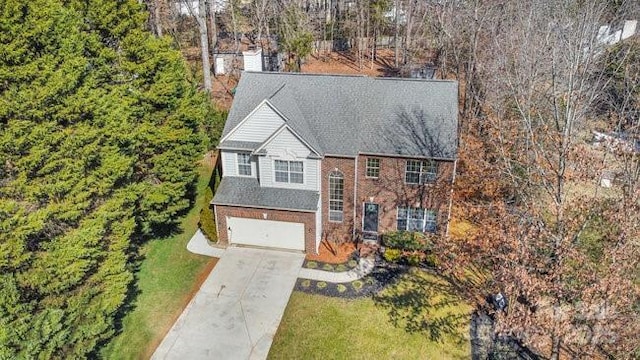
[152,247,304,360]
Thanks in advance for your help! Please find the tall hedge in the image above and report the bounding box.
[0,0,217,357]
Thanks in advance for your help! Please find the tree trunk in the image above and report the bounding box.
[208,0,218,52]
[550,335,561,360]
[231,0,239,53]
[394,0,400,68]
[198,0,212,92]
[154,0,163,37]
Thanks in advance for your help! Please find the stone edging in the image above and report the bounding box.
[302,251,359,272]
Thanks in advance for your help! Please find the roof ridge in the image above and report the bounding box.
[268,83,287,99]
[245,71,368,78]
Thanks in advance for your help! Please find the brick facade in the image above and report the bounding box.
[214,156,454,253]
[215,205,317,254]
[320,156,356,244]
[354,155,454,240]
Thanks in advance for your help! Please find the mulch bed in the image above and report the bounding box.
[302,250,360,273]
[295,259,410,299]
[305,241,357,264]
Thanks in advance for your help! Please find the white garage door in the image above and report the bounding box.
[227,217,305,251]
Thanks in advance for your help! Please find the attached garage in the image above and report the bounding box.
[227,217,305,251]
[211,177,320,253]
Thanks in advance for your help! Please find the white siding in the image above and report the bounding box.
[227,102,285,143]
[258,128,319,191]
[220,150,258,178]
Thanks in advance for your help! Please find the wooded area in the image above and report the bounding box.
[0,0,223,357]
[0,0,639,358]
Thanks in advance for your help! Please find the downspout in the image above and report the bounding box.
[213,204,220,242]
[317,159,323,254]
[353,156,358,243]
[445,158,458,238]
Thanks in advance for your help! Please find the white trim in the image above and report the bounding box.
[327,170,344,223]
[445,159,458,238]
[362,202,380,234]
[213,202,317,213]
[396,206,436,233]
[273,159,305,185]
[404,159,438,185]
[353,156,358,240]
[364,157,380,179]
[214,204,220,241]
[236,152,253,177]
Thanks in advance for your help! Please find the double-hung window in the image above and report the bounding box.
[397,207,437,233]
[237,153,251,176]
[366,158,380,178]
[405,159,438,184]
[328,171,344,222]
[274,160,304,184]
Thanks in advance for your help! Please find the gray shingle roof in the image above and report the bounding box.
[222,72,459,159]
[211,177,319,212]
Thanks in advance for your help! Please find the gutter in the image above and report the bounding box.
[353,156,358,241]
[210,201,318,214]
[445,158,458,238]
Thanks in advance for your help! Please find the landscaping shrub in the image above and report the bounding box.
[317,281,327,289]
[306,261,318,269]
[407,252,424,266]
[383,249,402,263]
[322,263,335,271]
[301,279,311,288]
[382,231,433,251]
[347,259,358,268]
[336,284,347,293]
[335,264,347,272]
[199,186,217,242]
[352,280,364,291]
[424,254,439,268]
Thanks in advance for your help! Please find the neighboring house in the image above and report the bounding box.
[211,72,458,254]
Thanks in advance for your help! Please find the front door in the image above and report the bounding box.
[362,203,379,240]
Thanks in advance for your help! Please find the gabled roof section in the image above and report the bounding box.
[253,123,321,157]
[223,72,459,159]
[221,99,285,144]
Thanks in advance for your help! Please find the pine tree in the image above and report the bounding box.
[0,0,218,357]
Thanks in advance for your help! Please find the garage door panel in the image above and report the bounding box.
[227,217,305,251]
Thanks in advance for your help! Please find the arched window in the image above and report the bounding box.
[328,171,344,222]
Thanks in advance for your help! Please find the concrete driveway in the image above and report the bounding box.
[152,247,305,360]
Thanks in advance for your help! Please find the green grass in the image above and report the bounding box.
[100,164,217,359]
[269,270,471,360]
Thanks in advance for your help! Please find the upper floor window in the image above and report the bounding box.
[329,171,344,222]
[275,160,304,184]
[397,207,437,233]
[237,153,251,176]
[405,159,437,184]
[366,158,380,178]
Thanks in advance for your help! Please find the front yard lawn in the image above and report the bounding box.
[269,269,471,359]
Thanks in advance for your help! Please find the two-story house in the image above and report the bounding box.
[211,72,458,254]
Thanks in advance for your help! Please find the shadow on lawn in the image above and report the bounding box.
[373,269,469,343]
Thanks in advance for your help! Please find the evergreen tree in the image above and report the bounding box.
[0,0,218,357]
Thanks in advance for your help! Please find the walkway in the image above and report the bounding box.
[152,247,305,360]
[298,258,375,283]
[186,230,376,283]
